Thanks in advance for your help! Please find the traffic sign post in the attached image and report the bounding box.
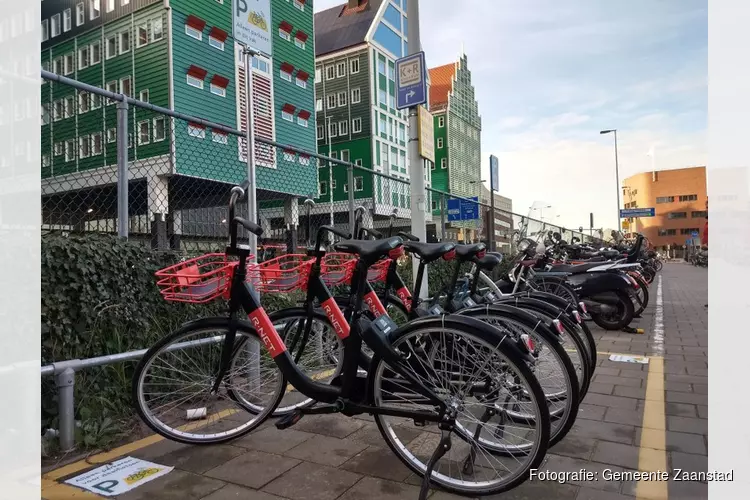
[447,197,480,222]
[396,52,427,109]
[691,230,699,238]
[488,155,499,251]
[619,207,655,218]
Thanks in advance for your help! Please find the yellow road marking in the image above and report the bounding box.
[636,356,669,500]
[285,367,337,393]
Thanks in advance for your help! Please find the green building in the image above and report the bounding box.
[312,0,433,229]
[40,0,317,247]
[428,52,482,242]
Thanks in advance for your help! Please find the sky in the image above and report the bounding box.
[313,0,707,231]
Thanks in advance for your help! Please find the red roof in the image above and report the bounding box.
[209,26,228,42]
[211,74,229,88]
[428,62,456,110]
[188,122,205,129]
[298,110,311,120]
[280,62,295,73]
[187,65,207,79]
[282,103,296,113]
[185,15,206,31]
[279,21,293,33]
[296,70,309,81]
[295,30,309,42]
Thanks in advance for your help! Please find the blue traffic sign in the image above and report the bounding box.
[619,207,655,218]
[447,197,480,221]
[396,52,427,110]
[490,155,499,192]
[691,231,699,238]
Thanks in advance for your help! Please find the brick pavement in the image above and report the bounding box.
[42,263,708,500]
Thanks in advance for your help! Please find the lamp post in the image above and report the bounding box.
[600,129,620,230]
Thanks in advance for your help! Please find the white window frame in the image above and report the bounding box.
[280,68,293,82]
[105,35,117,59]
[65,140,75,162]
[295,76,307,88]
[185,24,202,40]
[90,41,101,65]
[336,61,346,78]
[152,17,163,41]
[294,37,306,50]
[52,57,62,74]
[212,131,228,144]
[51,14,61,37]
[315,99,323,112]
[187,124,205,139]
[78,46,89,70]
[281,110,294,122]
[331,179,337,189]
[340,150,350,162]
[297,115,308,127]
[106,0,115,13]
[153,117,166,142]
[338,120,349,136]
[354,176,364,192]
[119,30,130,54]
[299,155,310,166]
[90,0,101,20]
[105,80,117,103]
[351,87,361,104]
[209,35,224,50]
[441,158,447,169]
[42,20,49,42]
[315,68,321,82]
[41,103,51,125]
[139,89,149,103]
[54,142,64,156]
[326,94,336,109]
[325,65,335,80]
[319,181,328,196]
[63,9,72,32]
[337,91,347,107]
[293,0,305,11]
[53,100,63,121]
[76,3,85,26]
[107,128,116,143]
[210,83,226,97]
[137,24,149,48]
[437,137,443,148]
[91,132,103,155]
[78,91,89,113]
[350,58,360,74]
[42,154,51,168]
[352,117,362,133]
[79,136,91,158]
[64,96,74,117]
[187,74,203,89]
[328,122,337,138]
[438,116,445,127]
[279,27,291,41]
[316,124,324,140]
[63,53,74,75]
[119,76,131,97]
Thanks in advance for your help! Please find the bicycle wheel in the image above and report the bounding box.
[458,306,580,446]
[265,308,344,416]
[368,315,550,496]
[132,317,285,445]
[529,277,579,306]
[632,275,649,317]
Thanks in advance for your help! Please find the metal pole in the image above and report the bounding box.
[407,0,428,297]
[614,130,621,231]
[347,164,355,232]
[245,49,259,262]
[489,189,496,251]
[116,98,129,238]
[328,116,334,236]
[55,367,76,451]
[440,192,446,241]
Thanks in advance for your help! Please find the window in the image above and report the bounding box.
[91,41,101,64]
[336,62,346,77]
[120,76,131,96]
[279,22,292,41]
[65,140,75,162]
[293,0,305,11]
[53,57,62,74]
[79,136,91,158]
[51,14,61,37]
[354,176,364,192]
[42,20,49,42]
[441,158,447,169]
[315,99,323,112]
[78,92,90,113]
[209,35,224,50]
[438,116,445,127]
[299,155,311,166]
[437,137,443,148]
[296,73,308,88]
[351,87,361,104]
[326,94,336,109]
[76,3,85,26]
[328,121,337,138]
[105,80,117,103]
[352,117,362,133]
[378,89,387,106]
[340,150,350,162]
[107,128,116,143]
[656,196,674,204]
[54,142,64,156]
[378,58,386,75]
[120,30,130,54]
[283,150,296,162]
[251,56,270,73]
[294,34,306,50]
[53,100,63,121]
[137,120,150,145]
[64,96,74,117]
[316,124,324,140]
[185,24,202,40]
[315,68,321,82]
[658,229,677,236]
[680,228,700,235]
[153,117,166,141]
[64,53,73,75]
[90,0,101,20]
[337,91,347,107]
[139,89,149,102]
[137,24,148,47]
[331,151,338,159]
[339,120,349,136]
[78,46,89,69]
[280,64,293,82]
[325,65,335,80]
[281,105,295,122]
[92,133,102,155]
[187,74,203,88]
[355,159,363,167]
[41,104,50,125]
[679,194,698,202]
[187,123,205,138]
[63,9,72,32]
[430,162,436,171]
[319,181,327,196]
[350,58,360,74]
[42,154,50,168]
[212,131,228,144]
[106,0,114,13]
[668,212,687,219]
[331,179,337,189]
[106,35,117,59]
[297,112,309,127]
[152,18,163,41]
[692,210,708,218]
[210,83,226,97]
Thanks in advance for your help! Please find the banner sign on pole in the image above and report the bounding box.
[490,155,499,192]
[233,0,273,56]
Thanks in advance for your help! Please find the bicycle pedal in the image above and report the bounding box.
[276,410,304,430]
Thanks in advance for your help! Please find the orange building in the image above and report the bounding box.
[621,166,707,249]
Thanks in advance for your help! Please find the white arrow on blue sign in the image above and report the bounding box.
[396,52,427,110]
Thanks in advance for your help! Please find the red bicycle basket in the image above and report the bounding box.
[367,258,392,283]
[321,253,357,286]
[155,253,238,304]
[248,254,315,293]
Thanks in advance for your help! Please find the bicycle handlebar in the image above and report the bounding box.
[228,182,263,251]
[398,231,419,242]
[315,225,351,253]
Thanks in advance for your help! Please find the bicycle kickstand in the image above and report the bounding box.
[418,428,452,500]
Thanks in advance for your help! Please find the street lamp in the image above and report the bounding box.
[600,129,621,230]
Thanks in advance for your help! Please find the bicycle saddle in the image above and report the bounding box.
[334,236,403,264]
[403,241,456,263]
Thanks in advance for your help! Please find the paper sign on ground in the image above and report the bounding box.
[608,354,649,364]
[65,457,173,496]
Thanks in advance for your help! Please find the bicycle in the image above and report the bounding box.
[132,182,551,498]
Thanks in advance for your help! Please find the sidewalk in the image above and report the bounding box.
[41,263,708,500]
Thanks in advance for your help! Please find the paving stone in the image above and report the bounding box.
[668,479,708,499]
[588,382,615,395]
[611,386,646,399]
[284,434,368,467]
[570,419,636,445]
[234,427,314,454]
[578,403,607,421]
[614,369,647,380]
[204,451,300,489]
[262,462,361,500]
[292,414,366,439]
[665,402,697,418]
[670,451,708,475]
[130,439,190,462]
[594,367,621,377]
[549,433,597,460]
[576,486,635,500]
[665,391,707,406]
[591,441,641,469]
[664,381,693,393]
[340,446,413,482]
[154,444,246,474]
[538,454,623,492]
[201,484,286,500]
[484,478,579,499]
[593,375,642,388]
[665,374,708,385]
[667,416,708,435]
[118,469,225,500]
[692,383,708,394]
[697,405,708,419]
[338,476,422,500]
[603,408,642,426]
[583,394,638,411]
